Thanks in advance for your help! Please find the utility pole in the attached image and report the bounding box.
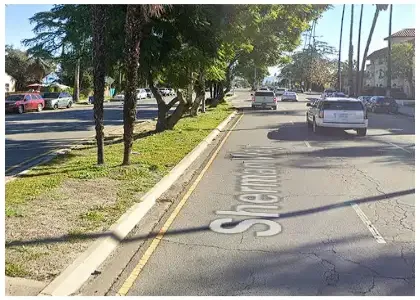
[338,4,345,92]
[386,4,393,97]
[309,19,320,91]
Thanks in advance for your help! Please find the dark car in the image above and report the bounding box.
[5,93,45,114]
[369,96,398,114]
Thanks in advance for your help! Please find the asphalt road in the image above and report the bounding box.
[110,90,414,296]
[5,97,175,175]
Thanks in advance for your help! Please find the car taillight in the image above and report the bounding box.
[319,110,324,118]
[252,96,255,102]
[273,97,277,103]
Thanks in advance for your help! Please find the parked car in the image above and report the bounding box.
[136,88,148,100]
[144,88,153,98]
[296,88,304,93]
[281,91,298,102]
[275,88,287,96]
[332,92,347,98]
[158,88,170,96]
[113,93,125,101]
[251,90,277,110]
[42,92,73,109]
[321,89,336,99]
[5,93,45,114]
[358,96,373,107]
[368,96,398,114]
[306,97,368,136]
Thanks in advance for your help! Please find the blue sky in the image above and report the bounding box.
[5,4,416,76]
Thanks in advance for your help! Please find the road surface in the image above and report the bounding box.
[102,90,414,296]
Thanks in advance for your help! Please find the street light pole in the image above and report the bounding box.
[338,4,345,92]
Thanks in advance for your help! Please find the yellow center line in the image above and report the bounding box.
[116,113,244,296]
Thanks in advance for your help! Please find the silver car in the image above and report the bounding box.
[42,92,73,109]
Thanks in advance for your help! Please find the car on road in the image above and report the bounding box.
[136,88,148,100]
[368,96,399,114]
[296,88,304,93]
[275,88,287,96]
[113,93,125,101]
[5,93,45,114]
[358,96,373,107]
[306,97,368,136]
[252,90,277,110]
[281,91,298,102]
[158,88,171,96]
[331,92,347,98]
[144,88,153,98]
[42,92,73,109]
[321,88,336,99]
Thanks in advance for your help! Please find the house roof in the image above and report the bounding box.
[366,47,387,60]
[384,28,415,40]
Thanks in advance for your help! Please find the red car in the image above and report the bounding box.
[5,93,45,114]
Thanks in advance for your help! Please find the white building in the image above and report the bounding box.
[5,73,16,93]
[364,28,414,98]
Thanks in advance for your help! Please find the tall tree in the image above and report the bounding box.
[348,4,354,96]
[337,5,345,91]
[91,5,107,165]
[123,5,164,165]
[356,5,363,96]
[360,4,389,95]
[391,42,415,99]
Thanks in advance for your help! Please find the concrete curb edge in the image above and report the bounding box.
[38,109,239,296]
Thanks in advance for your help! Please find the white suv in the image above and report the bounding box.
[306,97,368,136]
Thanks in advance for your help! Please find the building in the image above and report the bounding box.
[5,73,16,93]
[364,28,415,98]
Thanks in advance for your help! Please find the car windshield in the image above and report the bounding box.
[6,94,25,101]
[255,91,274,96]
[42,93,60,98]
[323,101,363,110]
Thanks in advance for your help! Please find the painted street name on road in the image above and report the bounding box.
[210,146,283,237]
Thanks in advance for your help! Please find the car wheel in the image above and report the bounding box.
[37,104,43,112]
[67,101,73,108]
[18,105,24,114]
[53,103,59,110]
[273,106,277,110]
[357,128,367,136]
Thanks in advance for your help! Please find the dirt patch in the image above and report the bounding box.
[6,178,119,281]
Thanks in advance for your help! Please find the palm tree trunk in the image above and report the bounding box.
[356,5,363,96]
[74,58,80,102]
[91,5,107,165]
[348,4,354,96]
[123,5,143,165]
[338,5,345,91]
[360,6,382,96]
[386,4,393,97]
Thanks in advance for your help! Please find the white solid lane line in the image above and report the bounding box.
[304,141,311,148]
[351,203,386,244]
[387,142,412,154]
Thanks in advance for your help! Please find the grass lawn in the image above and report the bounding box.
[5,103,234,280]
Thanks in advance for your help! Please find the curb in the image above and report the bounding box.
[38,110,239,296]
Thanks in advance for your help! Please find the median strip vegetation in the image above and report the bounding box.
[5,103,232,281]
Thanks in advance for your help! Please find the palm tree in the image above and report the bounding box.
[337,5,345,91]
[386,5,393,97]
[360,4,389,95]
[123,5,165,166]
[348,4,354,96]
[91,5,107,165]
[356,5,364,96]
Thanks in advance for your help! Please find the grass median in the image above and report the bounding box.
[5,103,234,281]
